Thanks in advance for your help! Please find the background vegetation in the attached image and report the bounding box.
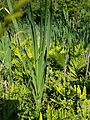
[0,0,90,119]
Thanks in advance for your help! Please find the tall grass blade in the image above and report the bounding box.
[27,0,52,117]
[7,0,19,32]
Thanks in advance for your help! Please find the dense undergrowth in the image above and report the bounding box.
[0,39,90,119]
[0,0,90,120]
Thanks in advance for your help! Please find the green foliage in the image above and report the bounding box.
[45,42,90,119]
[0,0,90,119]
[8,80,35,120]
[46,74,90,119]
[0,33,11,83]
[0,79,35,119]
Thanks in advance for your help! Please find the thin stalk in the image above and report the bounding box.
[7,0,19,32]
